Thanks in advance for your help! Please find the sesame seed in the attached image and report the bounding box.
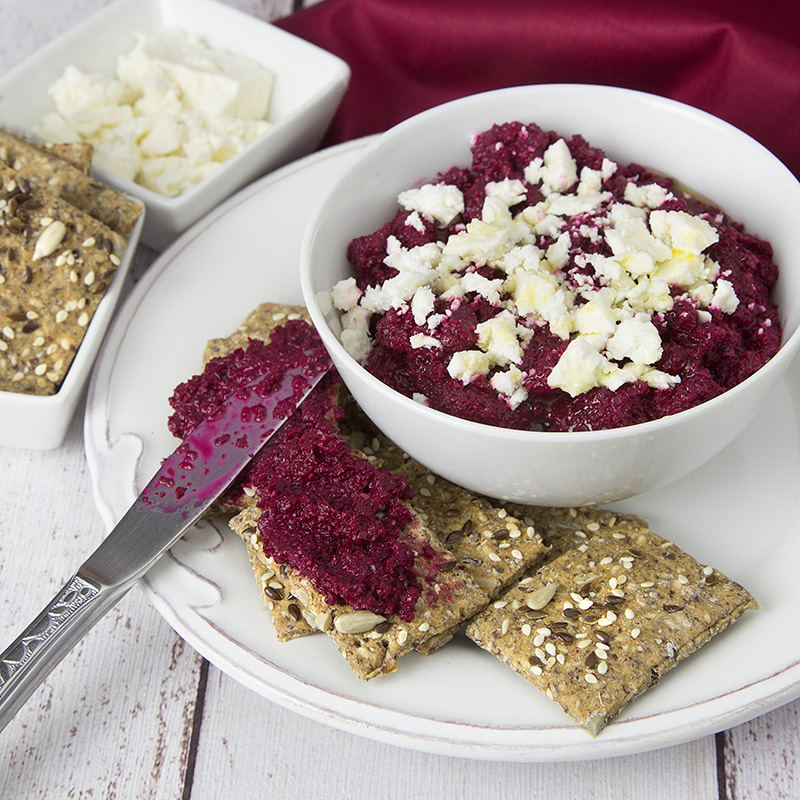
[397,629,408,645]
[600,556,613,565]
[110,253,121,266]
[598,661,608,675]
[419,622,430,632]
[487,552,501,562]
[501,618,511,635]
[587,522,600,532]
[55,310,67,323]
[2,326,14,339]
[631,628,641,639]
[624,608,635,620]
[521,624,532,636]
[531,665,543,676]
[533,634,545,647]
[511,549,523,560]
[584,673,598,684]
[34,364,46,376]
[703,566,714,575]
[493,600,508,609]
[83,237,96,247]
[77,313,89,327]
[640,581,655,588]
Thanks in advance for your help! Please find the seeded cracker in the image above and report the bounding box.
[230,502,489,681]
[0,163,129,395]
[466,519,758,735]
[0,130,141,238]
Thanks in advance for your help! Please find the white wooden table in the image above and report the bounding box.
[1,2,798,797]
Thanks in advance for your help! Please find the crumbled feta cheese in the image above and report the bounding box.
[398,182,465,226]
[711,278,739,313]
[548,337,612,397]
[540,139,579,194]
[332,277,362,311]
[410,333,442,349]
[447,350,493,384]
[476,311,524,366]
[411,285,436,325]
[36,28,273,197]
[605,313,663,365]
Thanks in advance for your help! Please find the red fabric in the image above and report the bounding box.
[276,0,800,178]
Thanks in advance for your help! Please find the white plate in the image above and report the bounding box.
[85,137,800,762]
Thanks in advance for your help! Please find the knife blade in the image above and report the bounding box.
[0,352,331,732]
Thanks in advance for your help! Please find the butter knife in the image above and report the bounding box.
[0,354,331,732]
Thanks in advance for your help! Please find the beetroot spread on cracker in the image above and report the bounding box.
[331,121,782,432]
[167,318,442,621]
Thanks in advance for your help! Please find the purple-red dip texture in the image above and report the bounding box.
[341,121,782,432]
[168,319,429,621]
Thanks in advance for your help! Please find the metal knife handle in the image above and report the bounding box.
[0,572,129,733]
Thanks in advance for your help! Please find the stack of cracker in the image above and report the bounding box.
[0,128,142,396]
[187,302,758,735]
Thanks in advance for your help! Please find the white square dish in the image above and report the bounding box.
[0,202,145,451]
[0,0,350,250]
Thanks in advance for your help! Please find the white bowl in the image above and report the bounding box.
[301,84,800,506]
[0,0,350,250]
[0,205,144,450]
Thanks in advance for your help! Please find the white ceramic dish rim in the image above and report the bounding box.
[301,84,800,447]
[83,139,800,761]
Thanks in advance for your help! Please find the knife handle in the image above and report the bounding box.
[0,572,127,732]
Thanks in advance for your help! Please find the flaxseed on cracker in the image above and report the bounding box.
[0,163,129,395]
[466,517,758,735]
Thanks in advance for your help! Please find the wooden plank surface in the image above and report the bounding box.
[0,1,798,798]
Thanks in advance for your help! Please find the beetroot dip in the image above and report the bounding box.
[167,319,431,621]
[332,122,783,432]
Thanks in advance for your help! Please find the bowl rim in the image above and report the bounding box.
[301,83,800,443]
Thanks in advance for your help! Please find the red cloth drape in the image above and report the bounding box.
[276,0,800,178]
